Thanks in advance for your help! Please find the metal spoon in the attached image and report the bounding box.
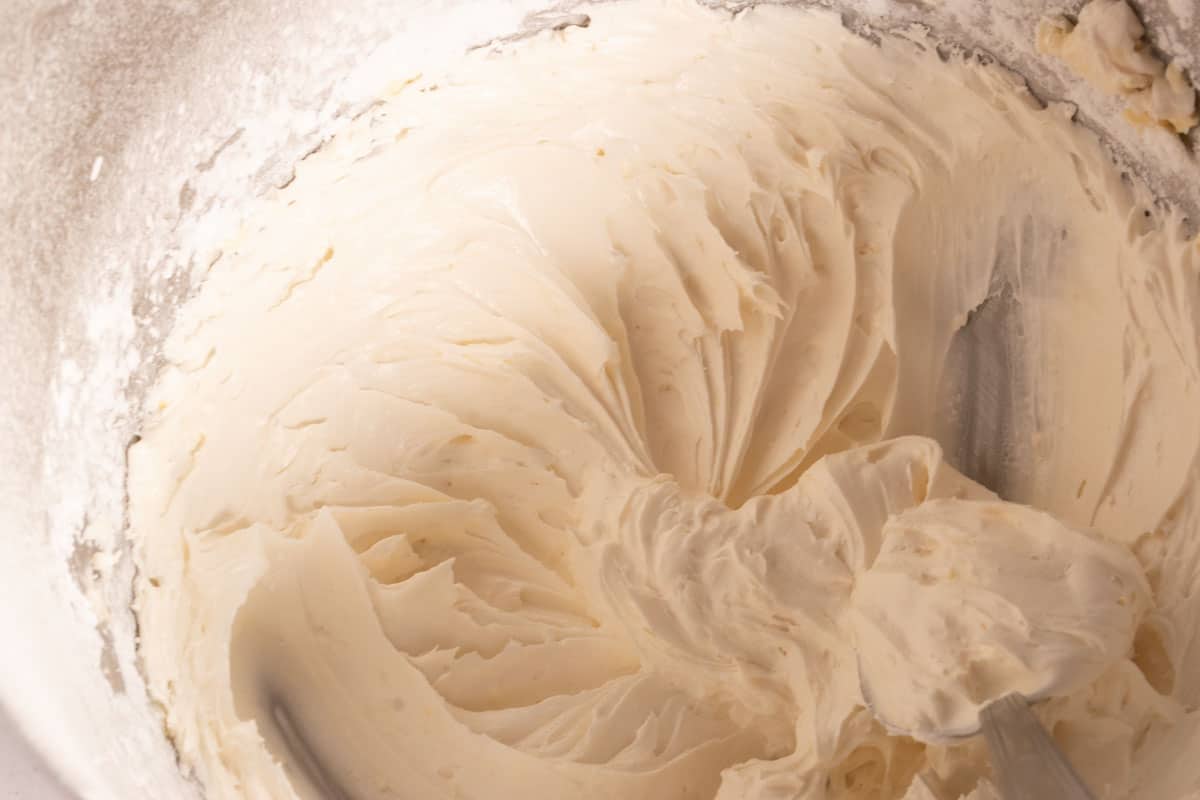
[977,694,1096,800]
[877,229,1094,798]
[859,668,1095,800]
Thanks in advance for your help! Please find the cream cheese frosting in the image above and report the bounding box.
[853,498,1149,743]
[129,3,1200,799]
[1037,0,1199,134]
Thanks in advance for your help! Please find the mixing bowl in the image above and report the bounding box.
[1,1,1197,797]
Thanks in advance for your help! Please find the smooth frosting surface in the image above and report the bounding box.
[853,499,1149,742]
[130,3,1200,799]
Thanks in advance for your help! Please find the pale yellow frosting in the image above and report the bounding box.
[1038,0,1198,134]
[130,3,1200,798]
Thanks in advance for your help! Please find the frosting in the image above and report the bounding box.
[1038,0,1199,134]
[853,498,1149,742]
[129,2,1200,798]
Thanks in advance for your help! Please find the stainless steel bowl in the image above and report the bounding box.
[1,1,1196,797]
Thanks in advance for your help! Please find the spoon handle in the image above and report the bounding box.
[980,694,1096,800]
